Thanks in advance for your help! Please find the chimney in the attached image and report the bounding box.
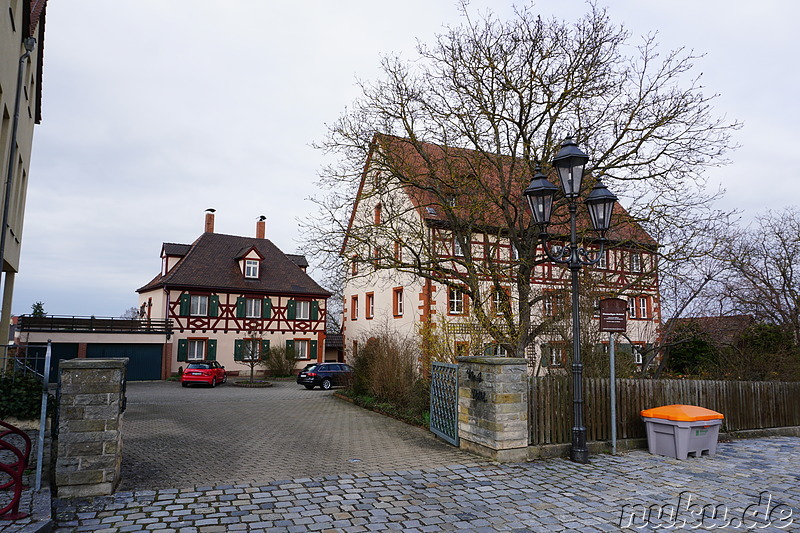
[256,215,266,239]
[204,208,216,233]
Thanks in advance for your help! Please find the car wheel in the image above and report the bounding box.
[211,377,216,388]
[321,378,332,390]
[304,384,314,390]
[181,382,188,388]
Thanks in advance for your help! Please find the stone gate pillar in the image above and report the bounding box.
[55,358,127,498]
[456,356,528,462]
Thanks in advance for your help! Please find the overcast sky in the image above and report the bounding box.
[13,0,799,317]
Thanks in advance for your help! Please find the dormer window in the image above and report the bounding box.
[245,259,259,279]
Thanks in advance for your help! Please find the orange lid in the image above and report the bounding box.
[640,404,724,422]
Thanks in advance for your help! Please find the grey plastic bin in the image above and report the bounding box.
[640,405,724,460]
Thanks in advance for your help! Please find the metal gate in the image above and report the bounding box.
[430,362,459,446]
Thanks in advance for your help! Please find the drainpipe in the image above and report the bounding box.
[0,36,36,278]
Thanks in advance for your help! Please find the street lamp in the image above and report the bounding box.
[523,137,617,464]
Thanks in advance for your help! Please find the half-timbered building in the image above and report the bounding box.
[138,212,330,376]
[342,134,660,373]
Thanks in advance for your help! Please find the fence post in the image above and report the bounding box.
[456,356,528,462]
[54,358,127,498]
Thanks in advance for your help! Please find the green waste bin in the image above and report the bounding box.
[640,405,724,460]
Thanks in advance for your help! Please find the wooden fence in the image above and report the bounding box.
[529,376,800,445]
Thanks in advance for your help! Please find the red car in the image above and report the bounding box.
[181,361,227,387]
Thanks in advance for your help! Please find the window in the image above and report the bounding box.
[484,344,508,356]
[493,288,509,316]
[394,240,403,262]
[633,345,643,365]
[393,288,404,317]
[295,339,310,359]
[453,237,464,257]
[511,244,519,261]
[245,259,259,278]
[190,295,208,316]
[351,256,359,275]
[242,339,260,361]
[446,195,456,207]
[245,298,261,318]
[448,287,465,315]
[351,296,358,320]
[628,296,650,319]
[597,250,608,270]
[188,339,205,360]
[296,300,311,320]
[639,296,649,319]
[628,297,637,319]
[374,203,382,225]
[543,293,562,317]
[365,293,374,320]
[630,252,642,273]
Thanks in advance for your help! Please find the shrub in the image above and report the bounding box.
[264,346,296,377]
[0,372,45,419]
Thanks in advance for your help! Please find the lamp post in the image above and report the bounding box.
[523,137,617,464]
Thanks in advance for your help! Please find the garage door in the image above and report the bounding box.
[86,344,163,381]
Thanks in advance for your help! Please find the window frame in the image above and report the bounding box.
[393,287,404,317]
[244,297,262,319]
[365,292,375,320]
[448,286,465,315]
[351,295,358,321]
[188,339,206,361]
[295,339,310,359]
[630,252,642,273]
[295,300,311,320]
[244,259,259,279]
[190,295,209,317]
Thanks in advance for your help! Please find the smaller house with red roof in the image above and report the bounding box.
[137,211,330,376]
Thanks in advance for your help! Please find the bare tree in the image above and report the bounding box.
[718,207,800,344]
[302,2,739,358]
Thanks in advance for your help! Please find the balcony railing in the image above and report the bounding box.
[17,315,173,334]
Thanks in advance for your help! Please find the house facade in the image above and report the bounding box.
[0,0,47,347]
[138,212,330,376]
[342,134,661,373]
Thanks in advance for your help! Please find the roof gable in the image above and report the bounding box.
[138,233,330,297]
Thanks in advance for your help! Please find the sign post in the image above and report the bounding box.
[599,298,628,455]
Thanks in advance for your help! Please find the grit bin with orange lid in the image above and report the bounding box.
[640,405,724,460]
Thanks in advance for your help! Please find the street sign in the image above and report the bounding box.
[599,298,628,332]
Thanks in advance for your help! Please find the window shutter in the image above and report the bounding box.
[261,340,270,359]
[483,344,494,356]
[207,340,217,361]
[287,299,297,320]
[540,346,550,367]
[236,297,245,318]
[177,339,188,362]
[234,340,244,361]
[179,294,190,316]
[310,301,319,321]
[310,340,318,359]
[209,296,219,317]
[285,339,295,358]
[263,298,272,319]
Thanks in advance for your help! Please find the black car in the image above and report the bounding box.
[297,363,353,390]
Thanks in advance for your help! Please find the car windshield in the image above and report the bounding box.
[187,363,210,369]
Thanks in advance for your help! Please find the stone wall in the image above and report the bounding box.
[456,356,528,462]
[54,358,127,498]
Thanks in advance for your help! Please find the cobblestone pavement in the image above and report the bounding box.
[115,381,478,491]
[51,436,799,532]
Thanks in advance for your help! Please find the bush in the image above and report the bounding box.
[348,332,429,421]
[264,346,296,377]
[0,372,45,419]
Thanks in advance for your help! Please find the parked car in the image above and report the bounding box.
[181,361,227,387]
[296,363,353,390]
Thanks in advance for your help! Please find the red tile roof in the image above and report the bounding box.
[364,133,656,247]
[138,232,330,297]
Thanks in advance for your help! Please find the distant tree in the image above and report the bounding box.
[30,301,46,317]
[234,327,267,383]
[264,345,296,378]
[664,321,717,376]
[717,208,800,345]
[120,306,139,319]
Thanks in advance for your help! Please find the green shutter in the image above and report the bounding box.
[209,296,219,317]
[263,298,272,319]
[234,340,244,361]
[236,297,245,318]
[287,300,297,320]
[310,301,319,321]
[540,346,549,367]
[177,339,188,362]
[179,294,190,316]
[285,339,295,358]
[310,340,318,359]
[207,339,217,361]
[261,340,270,359]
